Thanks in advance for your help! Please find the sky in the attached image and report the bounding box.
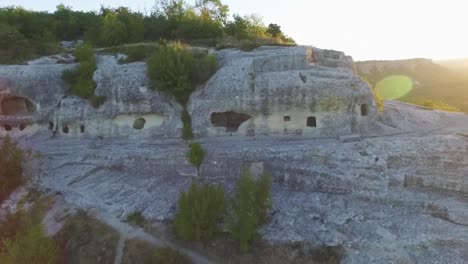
[1,0,467,61]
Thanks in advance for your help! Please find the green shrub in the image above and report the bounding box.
[147,43,217,138]
[146,43,218,104]
[0,24,32,64]
[126,211,146,228]
[186,142,205,176]
[0,136,26,203]
[54,210,119,264]
[122,240,193,264]
[62,42,105,107]
[100,44,159,63]
[182,110,194,140]
[154,247,193,264]
[373,88,384,112]
[0,222,57,264]
[174,182,225,241]
[0,198,58,264]
[226,170,272,252]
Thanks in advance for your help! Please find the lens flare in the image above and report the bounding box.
[375,75,413,100]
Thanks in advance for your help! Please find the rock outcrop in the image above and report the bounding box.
[1,46,468,264]
[189,46,376,137]
[0,55,182,138]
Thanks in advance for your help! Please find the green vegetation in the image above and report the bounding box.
[0,136,27,203]
[226,170,272,252]
[408,99,461,112]
[0,2,294,64]
[0,197,58,264]
[175,182,226,241]
[55,210,119,264]
[0,221,57,264]
[187,142,205,176]
[99,43,159,63]
[62,43,105,107]
[373,88,384,112]
[147,43,217,105]
[122,239,193,264]
[147,43,218,138]
[125,211,147,228]
[355,59,468,112]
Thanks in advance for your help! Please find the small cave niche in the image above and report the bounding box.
[306,116,317,127]
[211,111,252,132]
[19,124,25,131]
[49,122,54,130]
[80,125,85,133]
[4,124,11,131]
[361,104,369,116]
[284,116,291,122]
[62,125,69,134]
[0,96,36,115]
[133,118,146,130]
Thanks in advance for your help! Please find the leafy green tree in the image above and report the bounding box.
[100,12,128,46]
[266,23,282,38]
[187,142,205,176]
[226,170,272,252]
[226,170,258,252]
[175,182,226,241]
[0,24,31,64]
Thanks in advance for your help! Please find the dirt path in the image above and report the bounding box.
[93,210,214,264]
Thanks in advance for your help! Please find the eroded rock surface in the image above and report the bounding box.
[1,46,467,263]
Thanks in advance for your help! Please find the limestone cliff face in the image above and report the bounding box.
[189,46,377,137]
[0,46,377,140]
[0,55,182,138]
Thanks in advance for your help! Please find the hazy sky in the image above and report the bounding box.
[1,0,467,61]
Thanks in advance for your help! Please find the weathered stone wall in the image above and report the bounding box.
[189,46,377,138]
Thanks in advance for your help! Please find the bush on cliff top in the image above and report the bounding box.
[62,43,105,107]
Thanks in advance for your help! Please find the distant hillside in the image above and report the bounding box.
[437,58,468,74]
[355,59,468,112]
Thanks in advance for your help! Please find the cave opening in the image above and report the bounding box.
[62,125,69,134]
[80,125,85,133]
[133,118,146,130]
[361,104,369,116]
[306,116,317,127]
[210,111,252,132]
[0,96,36,115]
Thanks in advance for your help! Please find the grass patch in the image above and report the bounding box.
[406,99,461,112]
[100,43,159,64]
[54,210,119,264]
[122,239,193,264]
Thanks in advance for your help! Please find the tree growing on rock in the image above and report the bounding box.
[225,170,272,252]
[174,182,226,241]
[187,142,205,177]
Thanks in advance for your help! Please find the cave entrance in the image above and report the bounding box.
[210,111,252,132]
[0,96,36,115]
[361,104,368,116]
[306,116,317,127]
[133,118,146,130]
